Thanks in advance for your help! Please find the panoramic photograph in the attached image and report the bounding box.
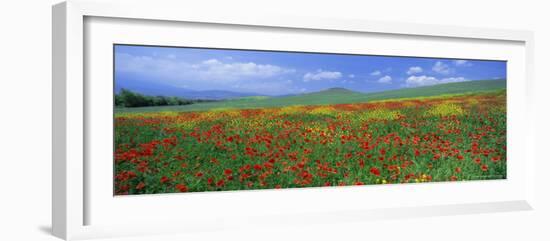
[113,44,507,195]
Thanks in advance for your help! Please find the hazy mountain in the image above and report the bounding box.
[115,78,263,100]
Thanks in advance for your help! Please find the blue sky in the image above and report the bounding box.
[115,45,506,96]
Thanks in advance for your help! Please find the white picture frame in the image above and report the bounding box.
[52,0,536,240]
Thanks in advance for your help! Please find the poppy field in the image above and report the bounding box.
[114,90,506,195]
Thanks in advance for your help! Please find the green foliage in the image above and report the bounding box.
[115,89,216,108]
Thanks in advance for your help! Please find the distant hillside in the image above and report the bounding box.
[115,78,262,100]
[364,79,506,101]
[319,87,359,94]
[116,79,506,113]
[272,87,369,106]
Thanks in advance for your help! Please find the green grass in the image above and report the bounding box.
[115,79,506,113]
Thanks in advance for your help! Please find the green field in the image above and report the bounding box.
[115,79,506,113]
[114,88,507,194]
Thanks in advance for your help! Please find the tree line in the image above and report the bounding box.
[115,89,216,107]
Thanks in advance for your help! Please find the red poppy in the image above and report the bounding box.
[263,162,274,169]
[136,182,145,190]
[455,167,462,173]
[175,184,188,192]
[119,184,129,192]
[358,159,365,168]
[210,157,221,164]
[127,171,137,179]
[195,172,204,177]
[224,169,233,175]
[160,176,169,184]
[474,158,482,164]
[216,179,225,187]
[481,164,489,172]
[172,171,181,177]
[354,181,364,185]
[370,167,381,176]
[253,164,263,171]
[137,161,148,173]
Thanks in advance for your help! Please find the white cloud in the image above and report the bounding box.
[303,69,343,82]
[405,75,468,87]
[406,75,439,87]
[440,77,468,83]
[202,58,222,65]
[348,74,355,78]
[406,66,423,75]
[432,61,452,75]
[377,75,392,84]
[453,60,472,66]
[117,54,295,82]
[198,58,297,80]
[115,53,297,95]
[370,70,381,76]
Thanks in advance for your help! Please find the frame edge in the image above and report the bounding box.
[52,2,68,240]
[54,1,536,239]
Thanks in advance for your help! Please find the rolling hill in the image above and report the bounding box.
[115,79,506,113]
[363,79,506,100]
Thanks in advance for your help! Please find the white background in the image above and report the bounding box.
[86,16,528,229]
[0,0,548,240]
